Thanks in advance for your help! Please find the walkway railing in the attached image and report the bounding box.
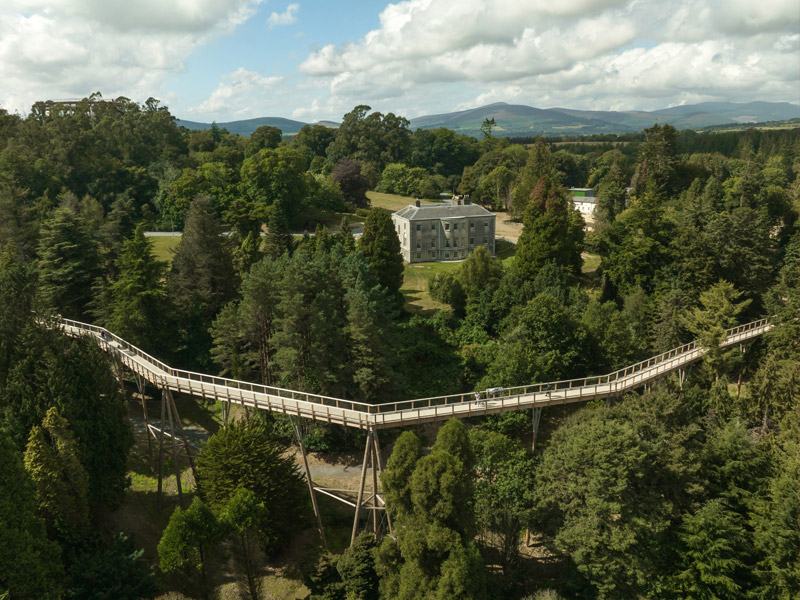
[56,316,772,429]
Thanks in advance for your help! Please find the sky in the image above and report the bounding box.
[1,0,798,124]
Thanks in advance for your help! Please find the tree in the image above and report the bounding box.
[534,392,699,599]
[0,429,64,599]
[194,417,306,554]
[167,196,238,370]
[23,407,90,531]
[469,429,534,583]
[631,123,679,198]
[220,488,269,600]
[245,125,282,157]
[37,206,101,319]
[103,223,173,356]
[480,118,496,139]
[240,146,308,227]
[683,281,751,380]
[357,209,404,296]
[378,420,487,600]
[158,497,223,600]
[673,499,750,600]
[514,177,584,281]
[332,159,371,208]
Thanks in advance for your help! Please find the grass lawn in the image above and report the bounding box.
[401,260,461,314]
[148,235,181,264]
[401,241,517,314]
[367,191,441,212]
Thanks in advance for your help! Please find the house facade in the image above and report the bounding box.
[569,187,597,215]
[392,198,496,263]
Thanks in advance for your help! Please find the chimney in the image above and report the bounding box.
[464,198,470,205]
[457,199,461,205]
[415,200,420,207]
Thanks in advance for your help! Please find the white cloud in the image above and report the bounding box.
[188,67,282,117]
[0,0,263,114]
[293,0,799,120]
[267,3,299,29]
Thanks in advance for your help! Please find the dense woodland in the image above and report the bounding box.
[0,95,798,599]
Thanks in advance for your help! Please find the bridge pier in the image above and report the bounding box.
[134,374,154,464]
[290,417,328,551]
[155,388,197,509]
[531,407,543,453]
[350,428,391,545]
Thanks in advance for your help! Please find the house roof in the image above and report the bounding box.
[393,203,495,220]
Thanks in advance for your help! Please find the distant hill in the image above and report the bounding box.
[408,101,800,137]
[176,101,798,138]
[176,116,310,136]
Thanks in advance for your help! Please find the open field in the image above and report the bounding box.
[367,190,441,212]
[148,234,181,264]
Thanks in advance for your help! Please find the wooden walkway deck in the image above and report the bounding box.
[58,317,772,430]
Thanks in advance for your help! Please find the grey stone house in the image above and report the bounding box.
[391,198,496,263]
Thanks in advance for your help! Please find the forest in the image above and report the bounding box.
[0,94,797,600]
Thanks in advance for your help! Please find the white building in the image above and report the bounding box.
[569,188,596,215]
[392,198,496,263]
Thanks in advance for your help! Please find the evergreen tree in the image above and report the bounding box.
[167,195,237,370]
[514,177,584,281]
[194,417,306,555]
[23,407,90,531]
[104,223,172,355]
[220,488,269,600]
[0,429,64,599]
[357,208,404,297]
[36,206,101,319]
[158,497,223,600]
[683,280,751,380]
[674,499,750,600]
[264,204,293,260]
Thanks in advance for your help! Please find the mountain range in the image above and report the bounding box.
[177,101,799,138]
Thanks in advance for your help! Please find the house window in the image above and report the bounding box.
[470,222,475,228]
[416,252,421,259]
[430,251,436,258]
[416,242,421,249]
[416,224,421,231]
[484,222,488,227]
[431,223,436,230]
[431,239,436,248]
[453,239,458,247]
[445,240,450,248]
[445,252,450,258]
[470,237,474,246]
[484,236,488,244]
[445,223,450,230]
[453,223,458,230]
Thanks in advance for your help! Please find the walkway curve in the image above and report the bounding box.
[58,317,772,430]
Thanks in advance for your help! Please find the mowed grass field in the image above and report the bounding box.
[148,234,181,264]
[367,191,442,212]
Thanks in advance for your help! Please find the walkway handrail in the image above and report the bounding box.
[54,315,773,426]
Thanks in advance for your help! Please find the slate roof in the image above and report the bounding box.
[393,203,495,220]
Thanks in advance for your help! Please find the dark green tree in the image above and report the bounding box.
[245,125,282,157]
[220,488,269,600]
[194,417,306,554]
[167,195,237,369]
[0,429,64,599]
[36,206,101,319]
[23,407,90,531]
[103,223,172,356]
[357,209,404,296]
[158,497,223,600]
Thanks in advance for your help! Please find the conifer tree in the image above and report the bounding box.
[357,208,404,296]
[158,497,223,600]
[168,195,237,369]
[23,407,90,530]
[37,206,101,319]
[105,223,172,354]
[0,429,64,599]
[220,488,269,600]
[264,204,293,260]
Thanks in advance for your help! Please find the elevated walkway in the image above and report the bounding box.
[59,317,772,430]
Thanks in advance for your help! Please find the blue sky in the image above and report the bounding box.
[1,1,798,124]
